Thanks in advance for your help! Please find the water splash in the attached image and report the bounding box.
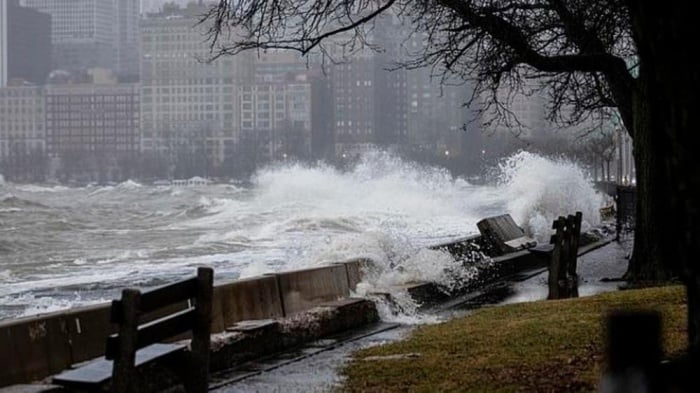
[497,151,603,241]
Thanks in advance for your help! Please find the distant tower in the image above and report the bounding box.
[0,0,7,87]
[115,0,140,80]
[5,0,51,85]
[22,0,117,74]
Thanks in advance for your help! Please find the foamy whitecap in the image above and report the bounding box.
[117,179,143,189]
[16,184,69,193]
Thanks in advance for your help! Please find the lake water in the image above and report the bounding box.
[0,151,604,321]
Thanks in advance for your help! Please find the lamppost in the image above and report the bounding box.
[617,125,624,185]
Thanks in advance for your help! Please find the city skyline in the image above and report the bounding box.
[0,0,623,184]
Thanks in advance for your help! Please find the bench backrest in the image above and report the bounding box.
[477,214,535,255]
[108,267,213,393]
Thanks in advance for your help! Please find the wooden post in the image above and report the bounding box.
[567,212,583,278]
[112,289,140,393]
[548,217,565,299]
[188,267,213,393]
[559,217,571,282]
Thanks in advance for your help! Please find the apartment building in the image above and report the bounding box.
[239,72,312,161]
[44,70,139,156]
[140,3,253,167]
[0,83,45,158]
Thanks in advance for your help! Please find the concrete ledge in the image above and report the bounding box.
[212,276,284,333]
[226,319,278,334]
[275,265,350,316]
[338,258,372,291]
[0,313,72,386]
[372,282,450,306]
[63,304,114,364]
[209,298,378,372]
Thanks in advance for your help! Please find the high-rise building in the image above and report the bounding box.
[140,3,253,167]
[402,32,481,169]
[22,0,117,73]
[115,0,140,80]
[5,0,51,85]
[239,72,313,161]
[328,16,408,159]
[0,0,7,87]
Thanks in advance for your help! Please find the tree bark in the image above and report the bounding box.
[628,1,700,352]
[624,83,672,281]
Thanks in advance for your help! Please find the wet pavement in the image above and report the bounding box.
[502,236,632,304]
[211,325,411,393]
[211,236,632,393]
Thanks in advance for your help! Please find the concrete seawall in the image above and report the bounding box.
[1,224,571,388]
[0,260,363,387]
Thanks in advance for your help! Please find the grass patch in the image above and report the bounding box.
[340,286,687,392]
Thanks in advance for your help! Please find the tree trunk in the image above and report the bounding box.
[624,87,672,281]
[628,1,700,352]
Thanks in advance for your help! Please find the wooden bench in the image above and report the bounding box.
[528,212,582,299]
[53,267,213,393]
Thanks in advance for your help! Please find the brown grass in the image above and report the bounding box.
[340,286,687,392]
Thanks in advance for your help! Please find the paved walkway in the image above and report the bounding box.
[212,326,410,393]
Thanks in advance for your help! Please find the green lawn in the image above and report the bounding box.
[340,286,687,392]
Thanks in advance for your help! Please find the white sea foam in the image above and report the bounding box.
[7,293,109,318]
[117,179,143,189]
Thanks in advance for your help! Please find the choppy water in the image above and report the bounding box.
[0,151,604,321]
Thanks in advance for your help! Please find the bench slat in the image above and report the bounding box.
[53,343,186,389]
[111,278,198,323]
[106,309,195,359]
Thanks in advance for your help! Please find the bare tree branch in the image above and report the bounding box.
[199,0,639,136]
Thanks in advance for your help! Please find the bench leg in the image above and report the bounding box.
[112,289,140,393]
